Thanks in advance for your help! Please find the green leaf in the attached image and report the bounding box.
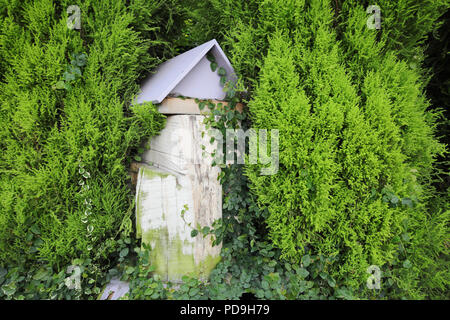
[144,288,154,296]
[206,53,216,63]
[210,62,218,72]
[150,292,159,299]
[335,287,353,300]
[70,66,82,76]
[298,267,309,278]
[189,287,200,296]
[401,233,410,242]
[191,229,198,237]
[63,71,75,82]
[201,226,210,235]
[55,81,65,90]
[327,276,336,287]
[390,196,399,205]
[2,282,16,296]
[301,255,311,267]
[218,67,227,76]
[119,248,129,257]
[72,53,87,67]
[30,225,40,235]
[33,268,48,281]
[0,268,6,279]
[401,198,413,208]
[403,260,412,268]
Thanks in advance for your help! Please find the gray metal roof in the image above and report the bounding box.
[136,39,237,104]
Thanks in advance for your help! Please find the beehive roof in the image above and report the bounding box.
[136,39,236,104]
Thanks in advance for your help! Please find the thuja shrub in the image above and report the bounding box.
[339,3,449,299]
[0,0,175,267]
[337,0,450,63]
[245,0,446,293]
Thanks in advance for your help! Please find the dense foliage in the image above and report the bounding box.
[0,0,174,269]
[0,0,448,300]
[244,1,447,296]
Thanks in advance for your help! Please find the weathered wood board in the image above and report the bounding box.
[135,115,222,282]
[157,97,243,115]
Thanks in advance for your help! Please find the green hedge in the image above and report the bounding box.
[0,0,448,299]
[243,0,447,296]
[0,0,177,267]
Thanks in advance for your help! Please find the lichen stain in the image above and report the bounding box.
[141,227,220,282]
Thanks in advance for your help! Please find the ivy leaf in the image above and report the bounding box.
[119,248,129,257]
[401,198,413,208]
[226,88,236,99]
[144,288,154,296]
[401,233,410,242]
[1,282,16,296]
[298,267,309,278]
[390,196,399,205]
[403,260,412,268]
[182,275,190,283]
[190,229,198,237]
[189,287,200,297]
[218,67,227,76]
[335,287,353,300]
[30,225,40,235]
[55,81,65,90]
[0,268,6,279]
[206,53,216,63]
[327,276,336,287]
[72,53,87,67]
[301,255,311,267]
[201,226,210,235]
[63,71,75,82]
[70,65,82,77]
[63,82,72,90]
[210,62,218,72]
[33,268,48,281]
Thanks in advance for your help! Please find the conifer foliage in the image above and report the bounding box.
[0,0,448,299]
[242,0,448,294]
[0,0,181,266]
